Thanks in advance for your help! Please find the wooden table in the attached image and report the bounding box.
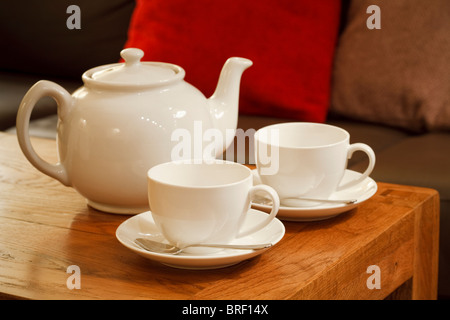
[0,132,439,300]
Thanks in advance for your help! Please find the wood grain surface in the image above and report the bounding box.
[0,132,439,300]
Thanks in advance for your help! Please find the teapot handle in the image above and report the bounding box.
[16,80,72,186]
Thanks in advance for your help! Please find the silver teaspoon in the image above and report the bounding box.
[134,238,272,255]
[282,197,358,205]
[254,195,357,207]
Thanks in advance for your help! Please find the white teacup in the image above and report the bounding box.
[254,122,375,206]
[147,160,280,252]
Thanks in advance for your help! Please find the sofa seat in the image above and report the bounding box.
[0,70,82,132]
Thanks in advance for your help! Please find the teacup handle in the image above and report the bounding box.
[337,143,376,191]
[237,185,280,238]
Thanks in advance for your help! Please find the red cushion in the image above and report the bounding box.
[124,0,341,122]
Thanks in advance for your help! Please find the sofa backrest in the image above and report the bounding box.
[0,0,135,78]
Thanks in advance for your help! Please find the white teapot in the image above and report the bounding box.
[16,48,252,214]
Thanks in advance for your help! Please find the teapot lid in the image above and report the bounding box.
[84,48,185,88]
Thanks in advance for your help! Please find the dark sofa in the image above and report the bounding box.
[1,0,449,299]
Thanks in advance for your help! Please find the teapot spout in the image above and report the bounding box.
[208,57,252,154]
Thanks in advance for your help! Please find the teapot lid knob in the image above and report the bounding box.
[120,48,144,67]
[85,47,185,86]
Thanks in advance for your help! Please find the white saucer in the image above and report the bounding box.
[115,209,285,270]
[251,169,377,221]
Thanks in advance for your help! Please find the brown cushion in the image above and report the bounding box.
[331,0,450,132]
